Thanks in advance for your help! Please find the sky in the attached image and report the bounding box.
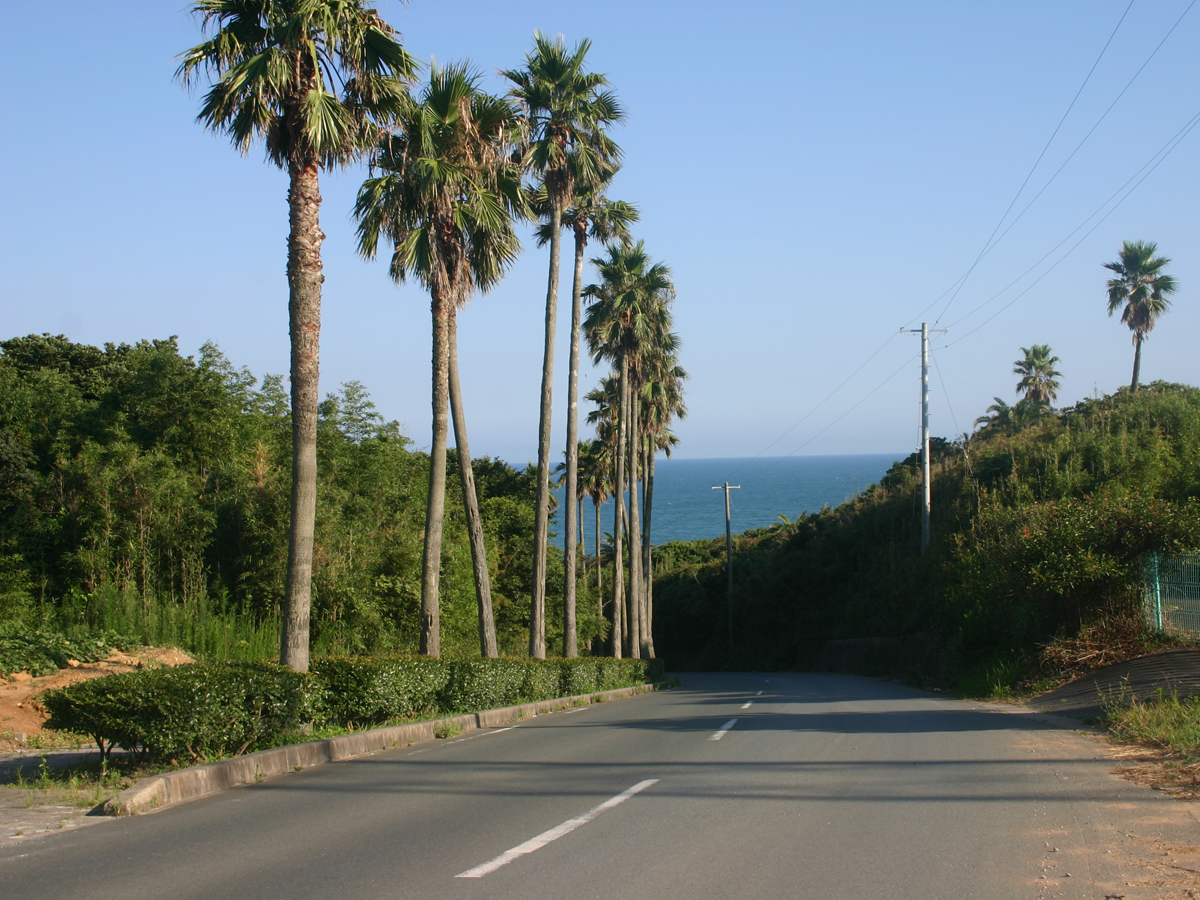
[3,1,1199,466]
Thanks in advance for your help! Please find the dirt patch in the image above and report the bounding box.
[1105,740,1200,801]
[0,647,194,752]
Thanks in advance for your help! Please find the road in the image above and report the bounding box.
[3,673,1199,900]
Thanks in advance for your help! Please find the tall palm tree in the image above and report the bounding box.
[354,63,525,658]
[1104,240,1178,393]
[1013,345,1061,406]
[534,183,637,656]
[583,387,618,620]
[638,338,686,658]
[585,241,673,658]
[178,0,417,672]
[504,34,622,659]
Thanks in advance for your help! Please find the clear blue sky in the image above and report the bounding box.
[3,1,1198,465]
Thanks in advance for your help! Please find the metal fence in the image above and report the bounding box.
[1143,552,1200,636]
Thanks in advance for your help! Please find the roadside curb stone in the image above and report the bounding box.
[103,682,661,816]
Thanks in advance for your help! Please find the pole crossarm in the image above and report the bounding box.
[712,483,741,647]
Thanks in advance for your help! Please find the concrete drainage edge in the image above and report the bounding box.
[103,682,665,816]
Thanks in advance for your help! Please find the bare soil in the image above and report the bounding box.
[0,647,194,751]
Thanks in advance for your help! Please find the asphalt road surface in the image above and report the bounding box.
[4,673,1199,900]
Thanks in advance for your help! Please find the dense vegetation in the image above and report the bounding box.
[43,656,663,763]
[0,334,605,660]
[653,382,1200,691]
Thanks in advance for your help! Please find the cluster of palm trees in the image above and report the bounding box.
[974,239,1177,435]
[579,242,686,659]
[178,2,683,669]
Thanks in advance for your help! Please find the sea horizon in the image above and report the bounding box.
[551,452,904,548]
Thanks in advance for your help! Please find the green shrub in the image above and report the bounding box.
[42,662,317,762]
[313,655,450,727]
[559,657,602,696]
[442,658,525,711]
[42,654,666,764]
[520,659,563,702]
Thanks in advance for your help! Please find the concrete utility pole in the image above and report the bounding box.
[901,323,946,554]
[711,482,741,647]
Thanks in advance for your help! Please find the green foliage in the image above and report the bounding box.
[1107,689,1200,759]
[0,629,135,677]
[42,663,319,762]
[654,383,1200,681]
[0,335,546,660]
[313,656,450,727]
[42,656,663,761]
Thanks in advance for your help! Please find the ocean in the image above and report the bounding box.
[552,453,902,548]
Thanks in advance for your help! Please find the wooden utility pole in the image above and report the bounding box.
[711,482,741,647]
[901,323,946,553]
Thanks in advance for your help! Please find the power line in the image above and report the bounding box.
[945,106,1200,346]
[969,0,1197,269]
[724,331,899,480]
[752,351,920,476]
[933,0,1137,324]
[720,2,1194,478]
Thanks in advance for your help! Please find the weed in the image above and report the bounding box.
[1106,689,1200,758]
[434,720,463,739]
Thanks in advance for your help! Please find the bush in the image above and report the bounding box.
[313,656,449,727]
[42,654,667,764]
[442,658,526,711]
[42,662,317,762]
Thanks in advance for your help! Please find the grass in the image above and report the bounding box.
[1107,689,1200,759]
[1102,688,1200,800]
[1,756,129,811]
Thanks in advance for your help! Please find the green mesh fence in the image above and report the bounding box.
[1143,552,1200,636]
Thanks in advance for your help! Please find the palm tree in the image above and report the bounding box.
[585,241,673,658]
[585,375,623,654]
[1013,345,1061,406]
[1104,240,1178,393]
[973,396,1044,434]
[638,338,686,658]
[534,183,637,656]
[974,397,1014,432]
[178,0,417,672]
[504,34,623,659]
[354,63,525,658]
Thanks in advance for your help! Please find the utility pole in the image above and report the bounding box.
[711,482,741,647]
[901,323,946,554]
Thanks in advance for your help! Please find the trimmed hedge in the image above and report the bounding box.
[42,662,318,762]
[313,656,449,727]
[42,656,666,761]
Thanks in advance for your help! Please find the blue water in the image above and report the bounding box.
[553,453,901,547]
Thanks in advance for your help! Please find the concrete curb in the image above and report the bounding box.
[103,682,664,816]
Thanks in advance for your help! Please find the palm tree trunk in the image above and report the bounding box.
[611,357,627,659]
[448,311,497,658]
[561,228,586,658]
[1131,332,1143,393]
[530,202,563,660]
[420,289,451,658]
[642,441,656,658]
[595,497,602,600]
[627,387,643,659]
[280,157,323,673]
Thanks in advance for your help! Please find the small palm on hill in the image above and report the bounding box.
[1013,345,1061,407]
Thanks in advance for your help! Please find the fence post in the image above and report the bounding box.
[1152,551,1163,632]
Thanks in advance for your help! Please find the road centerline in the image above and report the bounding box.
[740,701,753,709]
[709,718,738,740]
[454,779,660,878]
